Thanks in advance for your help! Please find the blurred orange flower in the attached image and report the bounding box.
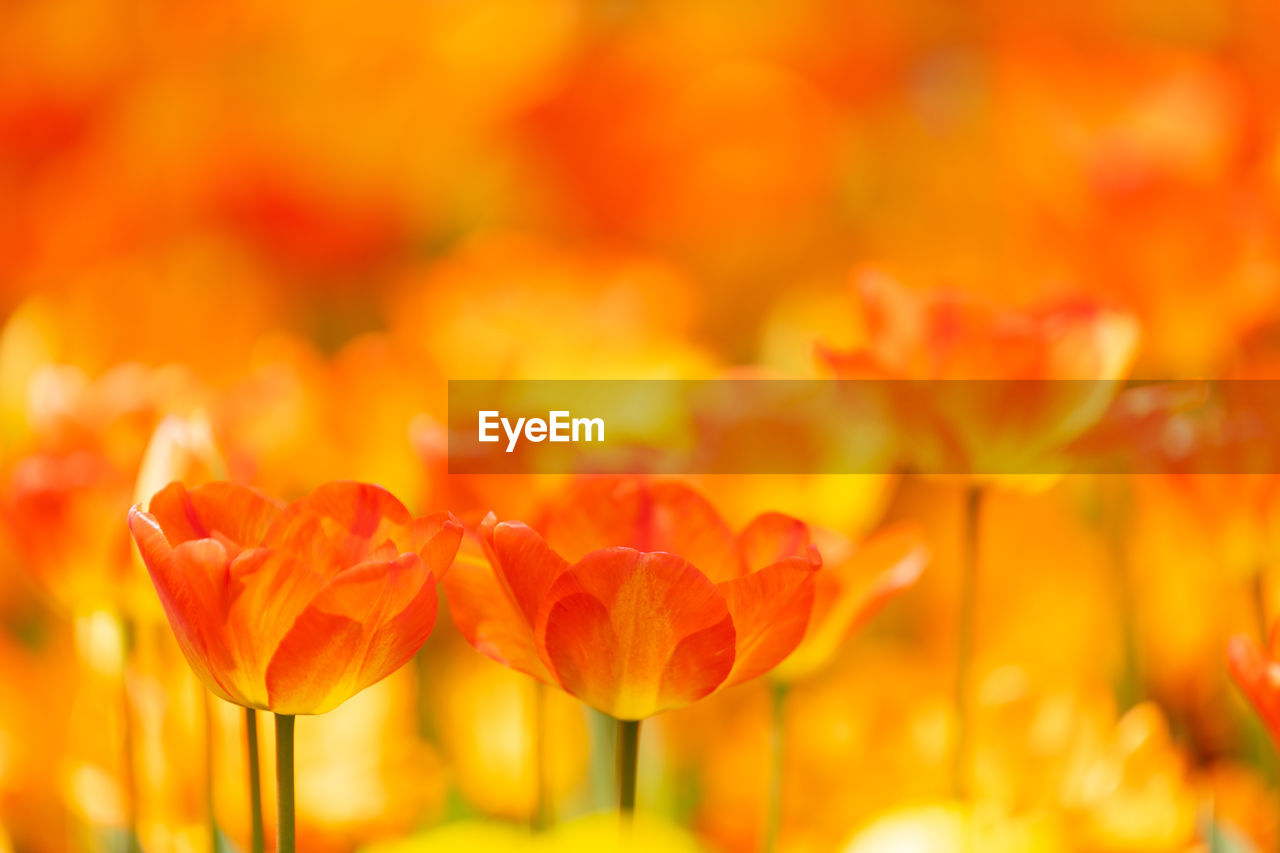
[445,478,821,719]
[1,362,206,613]
[1227,631,1280,745]
[127,480,461,714]
[821,269,1139,484]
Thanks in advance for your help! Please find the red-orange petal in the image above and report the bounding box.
[128,508,242,703]
[265,481,414,569]
[221,546,329,706]
[397,511,465,577]
[717,558,817,688]
[482,517,571,627]
[735,512,821,573]
[147,481,282,555]
[536,548,735,719]
[540,478,740,581]
[442,522,560,683]
[1227,635,1280,745]
[773,524,927,682]
[265,553,437,714]
[835,525,929,630]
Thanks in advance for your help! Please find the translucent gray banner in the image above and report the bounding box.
[446,380,1277,475]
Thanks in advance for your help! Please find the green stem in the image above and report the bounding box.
[587,709,615,809]
[413,647,434,742]
[616,718,641,821]
[764,682,790,853]
[246,709,264,853]
[275,714,296,853]
[119,616,141,853]
[532,681,552,832]
[203,692,216,853]
[952,485,982,799]
[1101,479,1141,710]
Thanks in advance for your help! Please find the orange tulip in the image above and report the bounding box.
[1227,632,1280,745]
[127,480,462,715]
[821,269,1139,484]
[445,478,821,720]
[0,363,207,613]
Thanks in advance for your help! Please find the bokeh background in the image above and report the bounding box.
[4,0,1280,850]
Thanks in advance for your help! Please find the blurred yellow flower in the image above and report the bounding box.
[434,653,589,821]
[842,803,1069,853]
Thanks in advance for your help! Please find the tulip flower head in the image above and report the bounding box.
[821,269,1139,485]
[446,478,821,720]
[128,481,462,715]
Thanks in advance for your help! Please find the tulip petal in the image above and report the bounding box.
[265,481,414,569]
[537,548,735,719]
[540,478,740,581]
[397,511,465,577]
[736,512,820,573]
[443,552,557,684]
[1227,635,1280,745]
[221,546,329,706]
[265,554,437,714]
[147,481,281,555]
[295,480,415,533]
[443,519,566,682]
[717,557,817,688]
[774,524,927,681]
[485,519,570,626]
[128,508,241,703]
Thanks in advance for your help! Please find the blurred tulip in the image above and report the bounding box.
[1,363,205,615]
[1057,702,1199,851]
[435,655,589,822]
[133,414,226,507]
[386,233,716,382]
[771,524,927,683]
[757,524,925,851]
[821,268,1139,486]
[293,673,448,852]
[212,334,342,497]
[1227,632,1280,748]
[842,803,1069,853]
[127,480,461,715]
[821,269,1139,801]
[3,451,134,613]
[0,618,76,852]
[695,474,897,541]
[445,478,820,720]
[1196,760,1279,852]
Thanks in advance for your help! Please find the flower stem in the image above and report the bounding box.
[615,718,641,822]
[202,692,216,853]
[952,485,983,799]
[1099,478,1140,709]
[274,714,296,853]
[246,709,264,853]
[119,615,141,853]
[532,681,553,832]
[764,682,790,853]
